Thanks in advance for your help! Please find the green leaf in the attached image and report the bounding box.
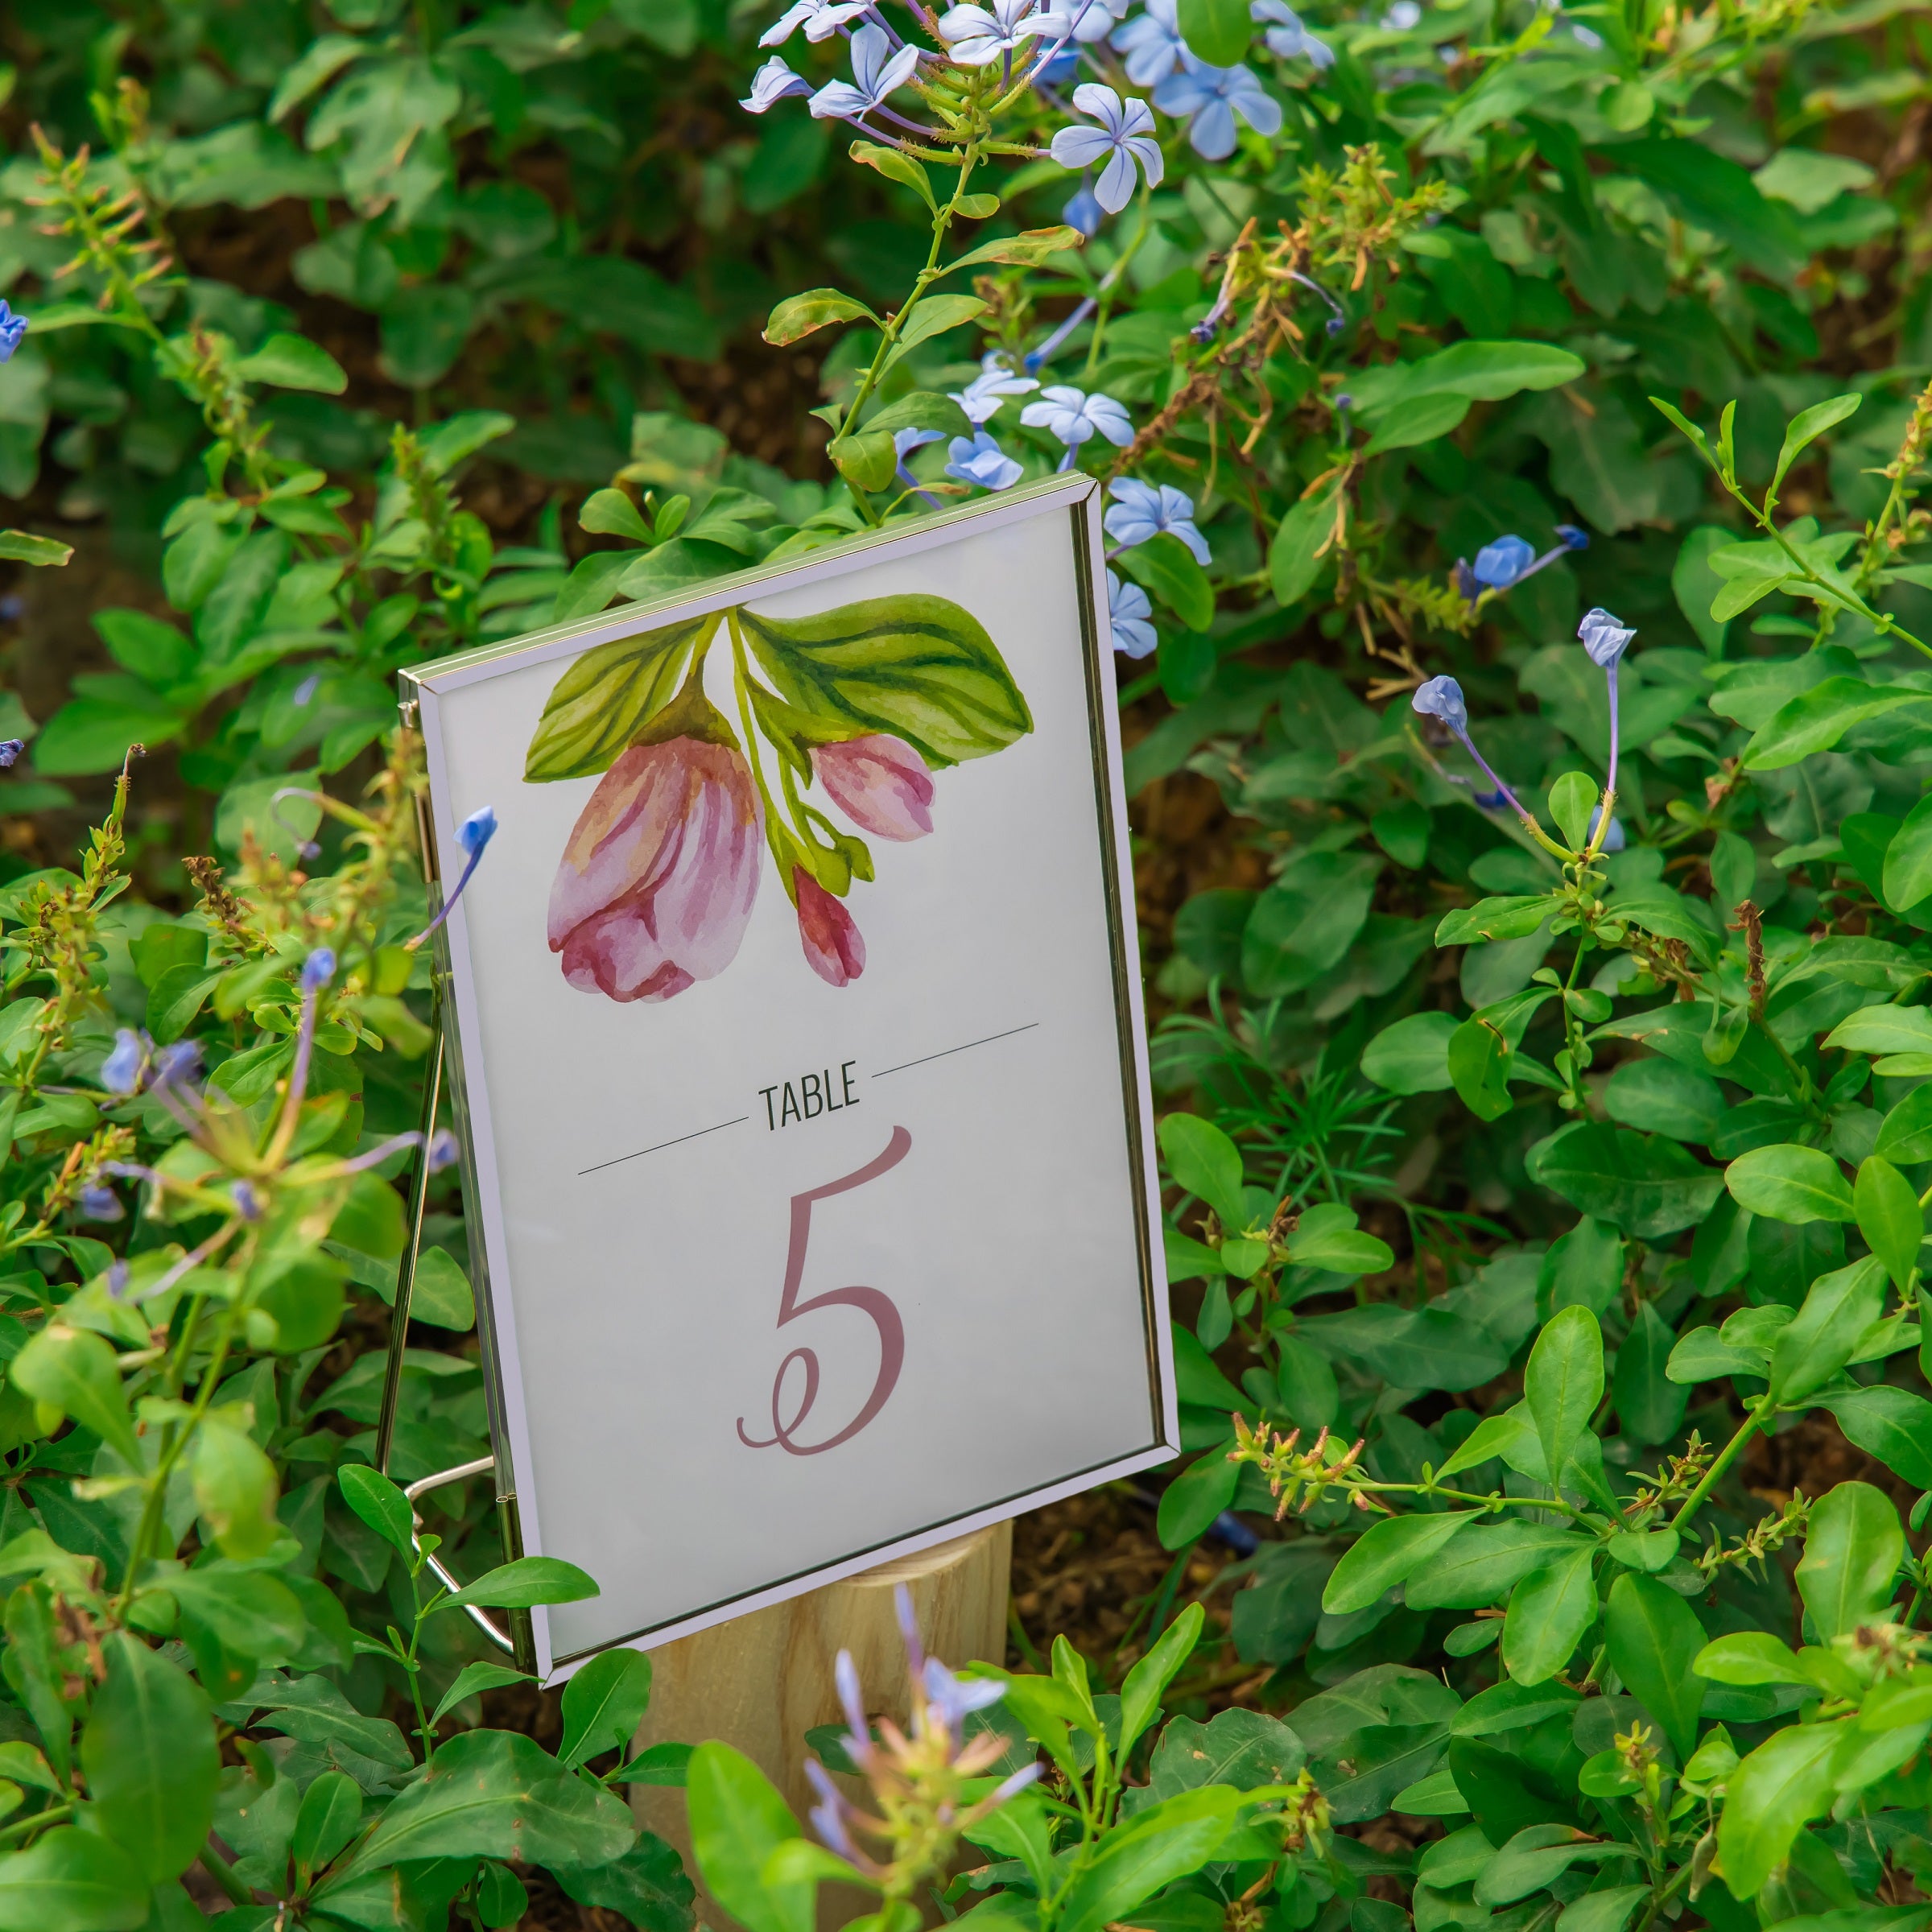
[1525,1305,1604,1488]
[411,1245,475,1331]
[1055,1788,1245,1932]
[739,594,1032,769]
[192,1416,281,1558]
[1555,1886,1650,1932]
[1361,391,1472,456]
[1156,1454,1239,1549]
[1158,1113,1248,1232]
[1672,526,1733,654]
[555,1831,697,1931]
[1548,772,1596,850]
[687,1741,811,1932]
[10,1323,140,1465]
[1323,1511,1476,1614]
[894,294,989,353]
[763,289,879,346]
[431,1660,535,1728]
[1795,1480,1901,1642]
[1119,1602,1204,1756]
[1269,488,1340,607]
[559,1646,654,1769]
[522,615,714,782]
[1739,678,1929,771]
[1447,1016,1513,1121]
[1170,1322,1246,1410]
[1604,1574,1704,1760]
[1725,1143,1856,1224]
[233,332,349,394]
[848,140,935,208]
[829,430,898,493]
[1772,393,1861,497]
[1856,1158,1922,1291]
[1719,1724,1847,1899]
[1827,1385,1932,1489]
[1436,895,1563,943]
[1694,1632,1810,1686]
[1823,1004,1932,1058]
[1362,1012,1459,1093]
[292,1770,364,1880]
[1501,1545,1598,1684]
[1286,1223,1393,1276]
[1528,1123,1724,1239]
[1119,533,1215,632]
[0,531,72,568]
[337,1463,415,1559]
[1610,137,1807,279]
[1768,1257,1887,1405]
[578,488,653,541]
[81,1636,218,1885]
[168,1567,306,1673]
[1877,1084,1932,1162]
[862,390,971,440]
[945,226,1084,272]
[0,1831,148,1932]
[1177,0,1253,63]
[442,1555,600,1609]
[1882,792,1932,914]
[338,1729,634,1874]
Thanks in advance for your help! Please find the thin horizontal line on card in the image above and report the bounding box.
[579,1116,749,1176]
[870,1023,1039,1080]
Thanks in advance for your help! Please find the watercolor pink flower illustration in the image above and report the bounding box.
[523,592,1030,1001]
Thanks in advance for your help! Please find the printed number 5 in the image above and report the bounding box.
[737,1126,911,1456]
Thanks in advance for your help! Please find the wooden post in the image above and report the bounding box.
[633,1522,1012,1918]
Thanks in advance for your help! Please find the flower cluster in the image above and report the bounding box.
[1227,1414,1377,1519]
[806,1584,1042,1905]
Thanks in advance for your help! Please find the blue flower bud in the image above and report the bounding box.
[1579,606,1636,667]
[107,1260,131,1299]
[153,1040,202,1088]
[233,1180,263,1221]
[1412,675,1468,733]
[426,1129,460,1173]
[1589,806,1626,852]
[301,947,336,990]
[457,806,498,858]
[101,1028,143,1095]
[1472,535,1535,588]
[1555,524,1588,550]
[79,1185,122,1221]
[0,739,23,769]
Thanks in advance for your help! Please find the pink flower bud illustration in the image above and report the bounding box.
[795,869,865,987]
[812,733,935,841]
[548,734,762,1003]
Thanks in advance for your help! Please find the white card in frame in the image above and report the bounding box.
[399,470,1178,1679]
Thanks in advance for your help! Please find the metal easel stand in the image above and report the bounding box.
[372,790,527,1665]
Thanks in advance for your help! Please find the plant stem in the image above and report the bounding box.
[1667,1397,1773,1536]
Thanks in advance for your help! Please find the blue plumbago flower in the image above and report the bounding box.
[1579,606,1635,667]
[79,1184,122,1222]
[1034,39,1081,81]
[1113,0,1186,85]
[101,1028,144,1095]
[107,1259,131,1300]
[1154,53,1283,159]
[153,1039,202,1088]
[1571,22,1604,45]
[944,430,1025,490]
[301,947,337,991]
[1413,675,1538,828]
[1105,478,1212,563]
[742,56,813,112]
[762,0,871,45]
[1589,806,1626,853]
[938,0,1072,66]
[427,1129,461,1172]
[458,804,498,857]
[1472,535,1536,588]
[0,739,22,768]
[0,303,25,365]
[923,1654,1007,1728]
[410,804,502,950]
[1067,0,1131,38]
[1021,384,1133,466]
[1050,84,1165,213]
[893,427,942,458]
[293,672,321,708]
[1107,569,1157,657]
[810,23,921,118]
[950,354,1038,424]
[1382,0,1422,26]
[1063,182,1104,235]
[233,1180,264,1221]
[1025,297,1096,372]
[1411,673,1468,733]
[1253,0,1335,64]
[1556,523,1588,549]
